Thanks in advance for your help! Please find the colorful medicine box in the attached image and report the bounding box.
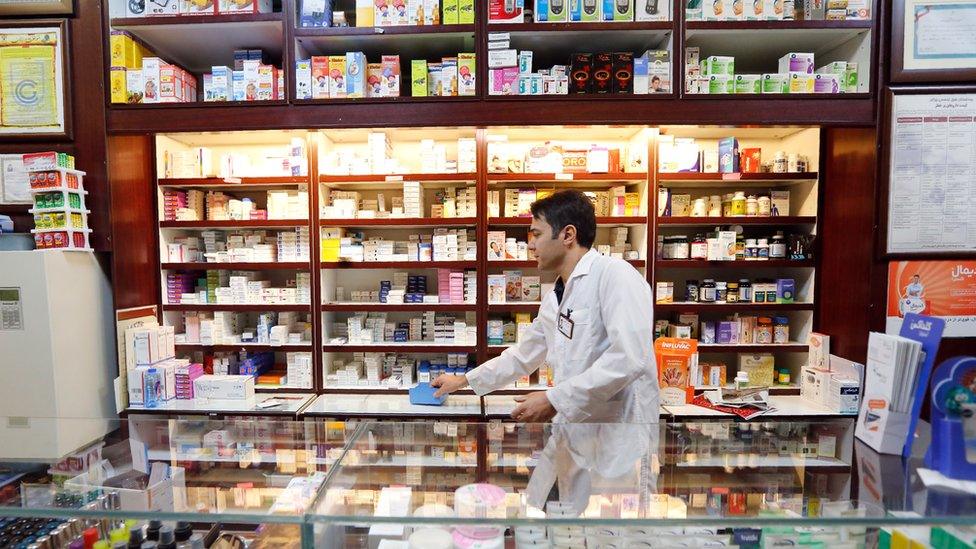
[779,52,815,74]
[411,60,429,96]
[761,73,789,93]
[734,74,761,93]
[181,0,218,15]
[312,57,330,99]
[328,56,347,98]
[346,52,367,98]
[702,56,734,76]
[459,0,474,22]
[458,53,476,96]
[788,72,814,93]
[708,74,733,94]
[380,55,401,96]
[295,60,312,99]
[219,0,272,13]
[443,0,460,23]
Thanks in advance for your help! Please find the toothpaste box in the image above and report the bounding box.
[813,73,840,93]
[788,71,814,93]
[708,74,733,94]
[329,55,347,98]
[411,59,428,96]
[701,55,734,76]
[458,53,476,96]
[312,56,330,99]
[346,51,367,98]
[761,72,788,93]
[295,60,312,99]
[734,74,761,93]
[778,52,814,74]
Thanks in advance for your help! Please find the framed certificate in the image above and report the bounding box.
[0,0,73,16]
[0,20,71,139]
[893,0,976,82]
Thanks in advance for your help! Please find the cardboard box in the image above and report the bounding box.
[411,60,428,96]
[788,71,814,93]
[718,137,739,172]
[489,67,519,95]
[734,74,761,93]
[592,52,613,94]
[219,0,273,13]
[702,55,734,76]
[299,0,331,27]
[126,69,144,103]
[549,0,569,21]
[375,0,394,25]
[458,53,476,96]
[581,0,602,20]
[708,74,733,94]
[637,0,669,20]
[779,52,815,74]
[739,354,775,386]
[761,73,789,93]
[570,53,593,93]
[182,0,218,15]
[346,52,367,98]
[605,0,634,20]
[110,67,127,104]
[441,56,458,96]
[459,0,475,22]
[311,57,330,98]
[194,375,256,401]
[489,0,524,22]
[381,55,401,96]
[294,60,313,99]
[329,56,347,98]
[612,52,634,93]
[141,57,162,103]
[488,49,517,68]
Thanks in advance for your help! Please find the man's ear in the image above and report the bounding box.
[562,224,578,247]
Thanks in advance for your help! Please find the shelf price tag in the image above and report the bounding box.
[721,173,741,181]
[555,173,574,181]
[222,177,242,184]
[385,175,404,182]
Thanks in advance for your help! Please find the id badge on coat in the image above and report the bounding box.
[557,311,574,339]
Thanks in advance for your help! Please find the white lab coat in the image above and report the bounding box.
[466,249,659,514]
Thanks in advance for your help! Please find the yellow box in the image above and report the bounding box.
[110,67,128,103]
[624,193,640,215]
[109,31,131,68]
[739,353,775,387]
[356,0,374,26]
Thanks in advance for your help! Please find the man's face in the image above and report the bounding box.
[529,214,567,272]
[913,275,920,283]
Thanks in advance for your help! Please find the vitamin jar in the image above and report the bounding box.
[773,316,790,344]
[726,282,739,303]
[756,317,774,344]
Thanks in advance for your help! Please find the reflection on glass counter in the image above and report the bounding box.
[1,417,976,549]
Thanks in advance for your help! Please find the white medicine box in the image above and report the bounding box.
[133,0,179,16]
[219,0,273,13]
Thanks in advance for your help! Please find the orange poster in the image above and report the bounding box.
[887,260,976,337]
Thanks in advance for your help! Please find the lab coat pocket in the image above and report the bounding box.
[563,307,595,355]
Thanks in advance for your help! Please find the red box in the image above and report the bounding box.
[562,150,589,173]
[489,0,523,22]
[570,53,593,94]
[612,52,634,94]
[592,52,613,94]
[741,148,762,173]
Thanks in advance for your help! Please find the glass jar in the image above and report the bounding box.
[770,233,787,258]
[686,280,700,302]
[727,282,739,303]
[778,368,791,385]
[757,238,770,260]
[716,281,728,302]
[700,279,717,302]
[738,279,752,301]
[756,317,774,344]
[757,195,771,217]
[673,235,690,259]
[691,234,708,260]
[731,191,746,216]
[745,195,758,216]
[773,316,790,344]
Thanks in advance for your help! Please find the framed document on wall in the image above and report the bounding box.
[893,0,976,82]
[0,20,71,139]
[0,1,73,16]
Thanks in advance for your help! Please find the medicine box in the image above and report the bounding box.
[739,354,775,386]
[443,0,460,23]
[375,0,394,25]
[194,374,256,402]
[535,0,549,20]
[489,67,519,95]
[637,0,669,20]
[181,0,218,15]
[441,56,458,96]
[779,52,815,74]
[110,68,127,104]
[459,0,475,22]
[605,0,634,20]
[346,52,367,98]
[813,73,840,93]
[581,0,602,20]
[702,56,734,76]
[549,0,569,22]
[844,62,859,92]
[329,56,347,98]
[489,0,524,22]
[295,60,312,100]
[355,0,374,26]
[458,53,476,96]
[381,55,401,96]
[763,0,784,18]
[718,137,739,173]
[761,73,788,93]
[828,376,860,414]
[300,0,331,27]
[489,49,518,69]
[788,72,814,93]
[708,75,732,94]
[143,0,179,15]
[411,60,428,96]
[219,0,273,13]
[734,74,761,94]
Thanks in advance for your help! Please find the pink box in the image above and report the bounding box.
[490,67,519,95]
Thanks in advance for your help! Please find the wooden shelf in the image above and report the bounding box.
[654,302,815,312]
[158,176,308,188]
[488,172,646,182]
[322,302,477,312]
[487,302,542,313]
[321,260,476,269]
[295,24,476,37]
[109,13,284,74]
[685,20,872,30]
[323,344,477,353]
[657,172,817,182]
[162,303,310,312]
[491,259,645,268]
[161,262,308,270]
[656,259,814,268]
[657,216,816,226]
[489,21,673,33]
[696,343,809,352]
[175,343,313,352]
[490,216,647,226]
[159,219,309,229]
[319,217,477,228]
[320,173,477,183]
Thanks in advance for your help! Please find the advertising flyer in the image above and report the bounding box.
[887,260,976,337]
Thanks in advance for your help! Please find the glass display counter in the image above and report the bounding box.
[0,417,974,549]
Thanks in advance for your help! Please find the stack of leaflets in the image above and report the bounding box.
[692,387,776,419]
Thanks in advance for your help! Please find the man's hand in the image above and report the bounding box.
[511,391,556,422]
[431,374,469,398]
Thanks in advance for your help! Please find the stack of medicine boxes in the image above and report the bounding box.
[26,152,92,251]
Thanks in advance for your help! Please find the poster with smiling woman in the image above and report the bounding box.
[887,260,976,337]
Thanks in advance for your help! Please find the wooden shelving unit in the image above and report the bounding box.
[161,262,309,270]
[658,216,817,226]
[159,219,309,229]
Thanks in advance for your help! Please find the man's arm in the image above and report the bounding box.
[433,310,549,397]
[545,261,654,422]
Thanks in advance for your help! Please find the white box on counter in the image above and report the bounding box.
[193,375,256,401]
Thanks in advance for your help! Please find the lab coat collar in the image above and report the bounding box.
[566,248,599,281]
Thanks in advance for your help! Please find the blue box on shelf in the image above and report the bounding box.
[409,382,446,406]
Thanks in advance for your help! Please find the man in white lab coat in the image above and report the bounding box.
[432,190,659,514]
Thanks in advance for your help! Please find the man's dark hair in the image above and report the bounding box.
[530,190,597,248]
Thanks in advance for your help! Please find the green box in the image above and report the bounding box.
[844,62,859,93]
[734,74,761,94]
[459,0,474,23]
[442,0,459,23]
[708,75,733,94]
[412,60,428,97]
[701,56,734,76]
[581,0,601,21]
[761,73,788,93]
